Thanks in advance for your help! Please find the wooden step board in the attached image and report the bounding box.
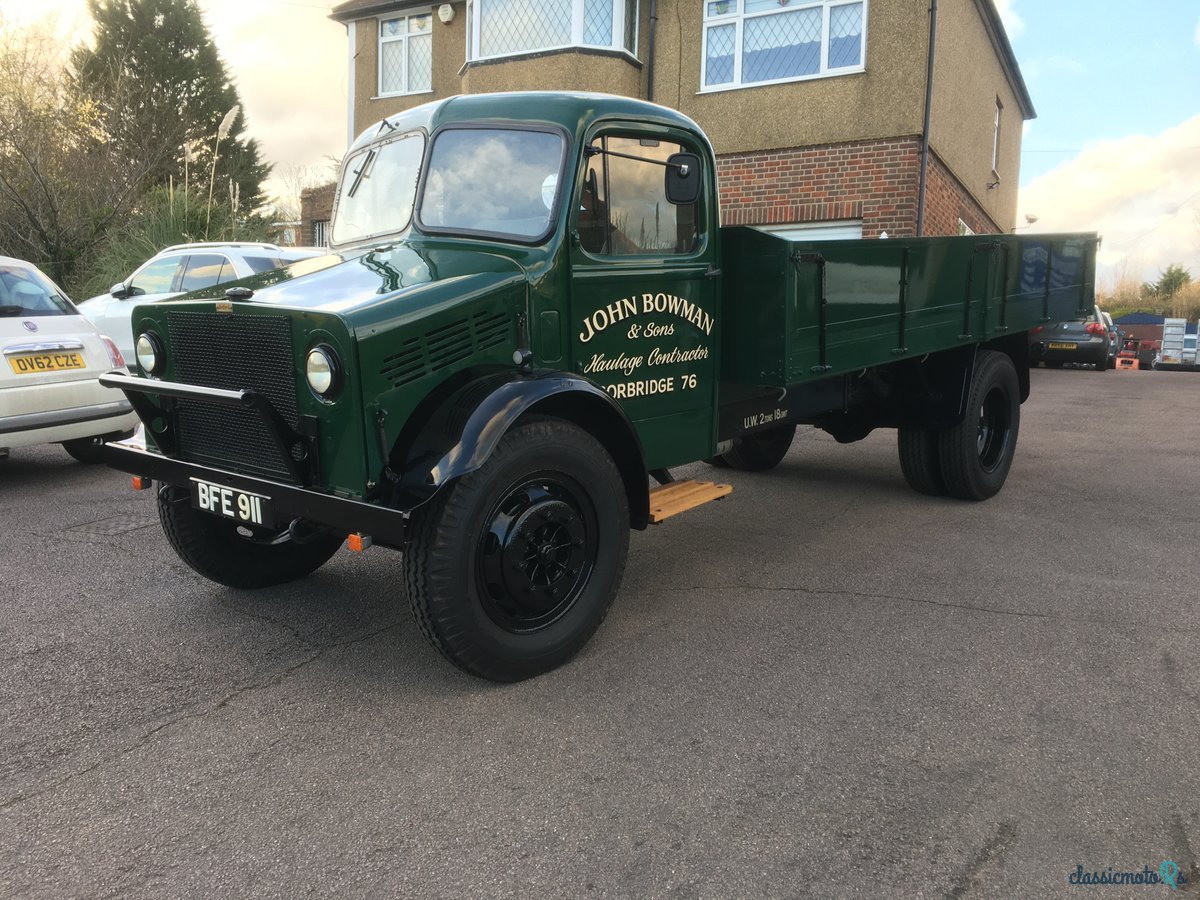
[648,480,733,524]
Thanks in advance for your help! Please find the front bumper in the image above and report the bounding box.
[103,438,410,545]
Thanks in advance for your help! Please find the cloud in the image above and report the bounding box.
[1018,115,1200,283]
[991,0,1024,40]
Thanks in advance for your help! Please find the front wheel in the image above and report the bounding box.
[937,350,1020,501]
[402,418,629,682]
[157,489,343,588]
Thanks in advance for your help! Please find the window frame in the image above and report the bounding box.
[468,0,639,64]
[178,253,235,293]
[126,255,187,297]
[991,96,1003,176]
[699,0,867,94]
[572,126,709,263]
[414,122,571,246]
[376,10,434,99]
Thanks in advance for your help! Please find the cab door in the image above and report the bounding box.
[568,126,719,470]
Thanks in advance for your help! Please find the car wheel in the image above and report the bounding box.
[937,351,1020,501]
[714,423,796,472]
[157,487,343,588]
[897,427,947,496]
[402,417,629,682]
[61,429,135,464]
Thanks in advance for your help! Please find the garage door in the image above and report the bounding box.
[753,220,864,241]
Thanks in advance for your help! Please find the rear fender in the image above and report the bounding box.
[388,372,651,529]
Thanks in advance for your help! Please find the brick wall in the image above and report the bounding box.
[922,153,1001,235]
[716,137,921,238]
[300,183,336,246]
[715,138,1001,238]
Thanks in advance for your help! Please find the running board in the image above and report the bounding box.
[648,480,733,524]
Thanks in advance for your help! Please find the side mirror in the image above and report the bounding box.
[110,282,130,300]
[664,152,701,205]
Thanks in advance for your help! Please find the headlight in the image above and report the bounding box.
[135,332,162,375]
[305,345,340,399]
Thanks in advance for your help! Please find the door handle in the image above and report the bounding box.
[704,265,722,279]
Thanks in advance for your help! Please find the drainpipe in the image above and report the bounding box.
[646,0,658,102]
[916,0,937,236]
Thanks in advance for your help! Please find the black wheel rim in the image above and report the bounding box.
[476,473,598,634]
[976,386,1011,473]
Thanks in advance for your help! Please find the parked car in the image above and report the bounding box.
[1029,305,1111,370]
[0,256,138,463]
[78,242,327,366]
[1100,311,1123,366]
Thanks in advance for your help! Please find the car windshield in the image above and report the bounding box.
[0,265,75,317]
[418,128,565,241]
[331,130,425,246]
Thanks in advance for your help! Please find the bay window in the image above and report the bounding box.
[702,0,865,91]
[468,0,638,61]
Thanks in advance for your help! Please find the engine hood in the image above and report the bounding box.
[171,243,527,333]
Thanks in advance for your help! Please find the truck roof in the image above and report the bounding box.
[348,91,710,157]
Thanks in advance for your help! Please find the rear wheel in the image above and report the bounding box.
[937,350,1020,501]
[712,423,797,472]
[403,418,629,682]
[157,488,343,588]
[897,427,947,496]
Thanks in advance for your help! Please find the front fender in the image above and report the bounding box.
[389,371,651,529]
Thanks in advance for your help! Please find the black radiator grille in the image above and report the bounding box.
[380,309,512,387]
[165,311,299,480]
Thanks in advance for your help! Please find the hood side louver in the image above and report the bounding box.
[381,309,512,387]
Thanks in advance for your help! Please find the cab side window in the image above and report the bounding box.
[578,135,701,257]
[127,256,185,296]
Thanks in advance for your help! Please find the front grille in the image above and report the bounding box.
[165,311,299,480]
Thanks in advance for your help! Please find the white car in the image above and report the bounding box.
[78,242,327,366]
[0,256,138,463]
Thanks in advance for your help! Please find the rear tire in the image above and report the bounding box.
[937,350,1020,501]
[714,423,796,472]
[402,418,629,682]
[157,488,343,588]
[897,427,947,496]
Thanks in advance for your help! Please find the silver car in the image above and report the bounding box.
[79,242,326,367]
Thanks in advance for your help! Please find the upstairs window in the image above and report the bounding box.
[469,0,638,61]
[991,97,1003,174]
[702,0,865,91]
[379,12,433,96]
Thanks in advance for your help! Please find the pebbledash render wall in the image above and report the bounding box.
[716,138,999,238]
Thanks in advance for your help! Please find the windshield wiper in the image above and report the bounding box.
[0,305,24,316]
[346,149,377,199]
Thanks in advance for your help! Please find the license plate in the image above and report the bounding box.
[190,478,274,528]
[7,351,86,374]
[1047,342,1075,351]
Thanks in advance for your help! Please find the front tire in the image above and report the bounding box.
[713,423,797,472]
[937,350,1020,501]
[62,429,135,464]
[157,488,343,588]
[403,418,629,682]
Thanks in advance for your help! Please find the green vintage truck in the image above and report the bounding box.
[101,92,1096,681]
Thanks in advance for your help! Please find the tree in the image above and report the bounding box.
[71,0,270,212]
[1151,264,1192,301]
[0,20,150,290]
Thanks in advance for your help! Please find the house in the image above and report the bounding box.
[303,0,1032,246]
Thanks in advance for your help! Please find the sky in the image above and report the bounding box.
[1,0,1197,285]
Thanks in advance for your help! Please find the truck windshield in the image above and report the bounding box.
[418,128,565,242]
[331,130,425,245]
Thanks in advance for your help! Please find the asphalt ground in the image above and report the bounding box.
[1,366,1198,898]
